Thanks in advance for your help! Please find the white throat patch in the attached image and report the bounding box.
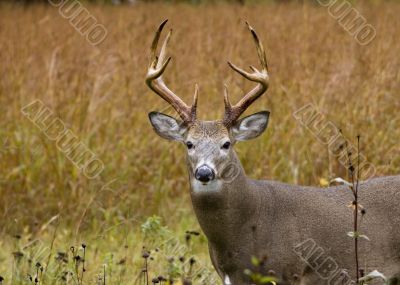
[191,179,222,193]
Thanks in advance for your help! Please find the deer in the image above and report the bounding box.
[145,20,400,285]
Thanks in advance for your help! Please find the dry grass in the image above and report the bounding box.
[0,1,399,284]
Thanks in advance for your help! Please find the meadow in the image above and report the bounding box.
[0,1,399,284]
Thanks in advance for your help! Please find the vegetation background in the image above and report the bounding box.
[0,0,399,284]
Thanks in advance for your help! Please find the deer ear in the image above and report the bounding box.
[149,112,187,141]
[232,111,270,141]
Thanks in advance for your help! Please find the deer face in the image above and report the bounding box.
[146,20,269,187]
[149,111,269,185]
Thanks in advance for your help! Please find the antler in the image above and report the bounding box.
[145,20,198,124]
[223,22,269,126]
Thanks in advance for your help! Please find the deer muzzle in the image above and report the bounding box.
[195,165,215,183]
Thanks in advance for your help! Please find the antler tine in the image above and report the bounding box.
[224,22,269,126]
[146,20,197,124]
[223,84,231,112]
[246,21,268,72]
[191,83,199,119]
[150,19,168,67]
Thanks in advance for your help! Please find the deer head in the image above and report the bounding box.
[146,20,269,188]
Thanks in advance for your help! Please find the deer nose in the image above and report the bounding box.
[195,165,215,183]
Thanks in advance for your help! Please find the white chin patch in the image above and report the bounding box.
[191,179,222,193]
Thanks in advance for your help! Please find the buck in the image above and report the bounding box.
[145,20,400,285]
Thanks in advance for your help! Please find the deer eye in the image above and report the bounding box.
[186,141,194,149]
[222,141,231,150]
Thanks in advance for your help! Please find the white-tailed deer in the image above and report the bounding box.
[145,20,400,285]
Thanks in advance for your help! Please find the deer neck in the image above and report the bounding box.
[187,151,261,245]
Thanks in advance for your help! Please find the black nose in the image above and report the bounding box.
[195,165,215,183]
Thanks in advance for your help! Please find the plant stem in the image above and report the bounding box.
[145,258,149,285]
[346,139,360,283]
[356,135,361,283]
[354,191,359,283]
[103,265,106,285]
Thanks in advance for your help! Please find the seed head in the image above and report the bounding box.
[12,251,24,259]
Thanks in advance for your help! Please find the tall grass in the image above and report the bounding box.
[0,1,399,283]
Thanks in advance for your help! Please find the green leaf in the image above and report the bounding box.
[259,276,278,284]
[251,256,260,266]
[347,231,370,241]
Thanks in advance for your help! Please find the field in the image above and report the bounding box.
[0,1,400,284]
